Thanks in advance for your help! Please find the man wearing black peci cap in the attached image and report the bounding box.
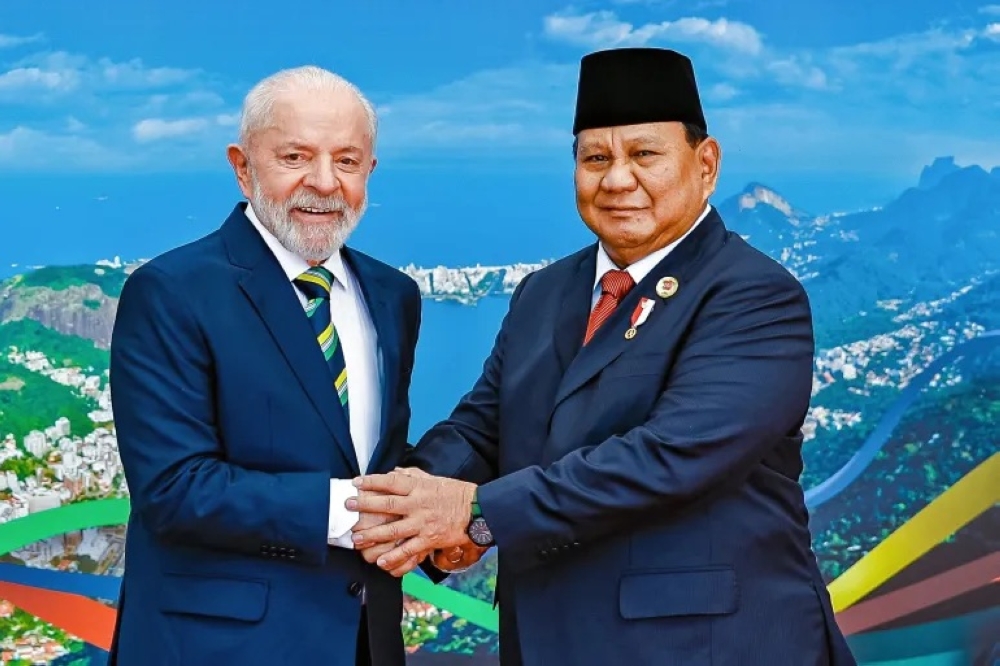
[348,47,859,666]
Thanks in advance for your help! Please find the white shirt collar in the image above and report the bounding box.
[594,203,712,290]
[244,202,349,290]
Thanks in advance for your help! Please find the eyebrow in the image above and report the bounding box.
[578,134,664,152]
[621,133,663,146]
[273,141,363,153]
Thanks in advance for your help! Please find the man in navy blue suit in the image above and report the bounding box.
[108,66,421,666]
[349,48,859,665]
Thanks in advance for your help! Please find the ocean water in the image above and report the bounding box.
[408,297,510,438]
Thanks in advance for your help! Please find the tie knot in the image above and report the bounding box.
[295,265,335,301]
[600,269,634,300]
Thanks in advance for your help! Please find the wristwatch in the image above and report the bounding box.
[466,490,495,547]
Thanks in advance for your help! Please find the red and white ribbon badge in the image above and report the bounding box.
[630,297,655,330]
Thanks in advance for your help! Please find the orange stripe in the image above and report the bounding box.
[0,581,116,650]
[835,552,1000,635]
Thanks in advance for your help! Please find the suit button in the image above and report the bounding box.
[348,581,363,597]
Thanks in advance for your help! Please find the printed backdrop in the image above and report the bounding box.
[0,1,998,664]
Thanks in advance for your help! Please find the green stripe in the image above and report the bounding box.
[0,499,130,555]
[402,573,498,632]
[0,499,499,632]
[298,271,332,292]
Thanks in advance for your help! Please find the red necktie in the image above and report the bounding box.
[583,269,635,345]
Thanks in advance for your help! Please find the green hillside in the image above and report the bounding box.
[0,319,109,375]
[13,265,127,298]
[0,359,96,444]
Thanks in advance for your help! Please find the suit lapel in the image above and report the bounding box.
[342,249,399,474]
[552,210,728,412]
[222,205,360,474]
[551,250,597,374]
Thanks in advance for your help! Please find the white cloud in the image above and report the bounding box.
[375,63,577,152]
[100,57,196,88]
[0,33,44,49]
[132,118,210,142]
[131,113,237,143]
[540,9,831,92]
[0,66,77,93]
[0,47,230,164]
[543,10,762,54]
[766,57,828,90]
[610,0,730,7]
[400,9,1000,179]
[0,51,200,99]
[2,8,997,180]
[0,126,129,170]
[707,82,739,102]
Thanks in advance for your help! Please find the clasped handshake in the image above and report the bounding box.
[345,468,489,576]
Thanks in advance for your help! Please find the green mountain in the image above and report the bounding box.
[0,264,130,349]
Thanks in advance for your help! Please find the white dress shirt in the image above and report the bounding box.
[246,203,380,549]
[592,203,712,307]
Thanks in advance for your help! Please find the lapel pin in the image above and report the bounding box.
[625,297,655,339]
[656,276,679,299]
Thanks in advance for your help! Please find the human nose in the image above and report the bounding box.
[302,156,341,196]
[600,158,639,193]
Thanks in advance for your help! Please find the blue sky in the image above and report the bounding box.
[1,0,999,268]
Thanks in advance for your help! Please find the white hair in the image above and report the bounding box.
[237,65,378,149]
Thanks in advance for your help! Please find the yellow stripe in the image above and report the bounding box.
[298,272,331,291]
[317,323,333,347]
[827,451,1000,612]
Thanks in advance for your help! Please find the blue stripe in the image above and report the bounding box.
[0,562,121,600]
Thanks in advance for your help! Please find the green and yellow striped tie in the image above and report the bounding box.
[295,266,350,420]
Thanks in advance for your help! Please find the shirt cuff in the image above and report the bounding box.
[328,479,359,549]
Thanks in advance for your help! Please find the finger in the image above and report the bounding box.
[376,537,428,570]
[388,555,421,578]
[359,540,396,564]
[352,511,393,531]
[352,517,420,546]
[345,493,409,515]
[353,472,415,494]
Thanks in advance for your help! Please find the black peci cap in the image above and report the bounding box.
[572,47,707,135]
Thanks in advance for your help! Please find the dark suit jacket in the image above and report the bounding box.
[408,209,858,666]
[107,203,421,666]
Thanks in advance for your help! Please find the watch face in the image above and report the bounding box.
[467,517,494,547]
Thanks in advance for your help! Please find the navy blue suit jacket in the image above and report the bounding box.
[408,209,858,666]
[107,203,421,666]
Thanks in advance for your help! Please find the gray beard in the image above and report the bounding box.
[249,169,366,262]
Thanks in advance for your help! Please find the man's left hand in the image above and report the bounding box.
[346,468,476,572]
